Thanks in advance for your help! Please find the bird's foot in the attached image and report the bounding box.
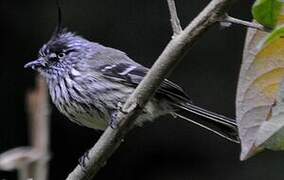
[117,102,127,114]
[79,149,90,170]
[109,113,119,129]
[109,102,128,129]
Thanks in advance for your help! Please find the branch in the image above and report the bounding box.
[221,14,271,32]
[0,75,50,180]
[167,0,182,37]
[26,75,50,180]
[67,0,237,179]
[0,147,41,180]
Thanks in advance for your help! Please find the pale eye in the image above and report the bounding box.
[57,52,65,58]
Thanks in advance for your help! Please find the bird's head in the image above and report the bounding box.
[24,30,95,78]
[24,2,98,79]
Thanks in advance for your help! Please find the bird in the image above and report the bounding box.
[24,28,239,143]
[24,5,239,143]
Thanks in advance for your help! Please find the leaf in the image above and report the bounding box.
[252,0,282,28]
[264,25,284,45]
[236,13,284,160]
[255,78,284,150]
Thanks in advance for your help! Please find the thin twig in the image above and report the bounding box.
[221,15,271,32]
[66,0,237,179]
[167,0,182,37]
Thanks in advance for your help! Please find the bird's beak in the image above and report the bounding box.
[24,58,46,70]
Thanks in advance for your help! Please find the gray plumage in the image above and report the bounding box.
[25,30,239,143]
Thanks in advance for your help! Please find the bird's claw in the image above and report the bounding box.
[79,149,90,169]
[109,102,127,129]
[109,117,118,129]
[117,102,127,114]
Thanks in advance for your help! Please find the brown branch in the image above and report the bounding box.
[0,75,50,180]
[66,0,237,179]
[167,0,182,37]
[26,75,50,180]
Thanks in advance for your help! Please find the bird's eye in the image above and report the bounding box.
[57,52,65,58]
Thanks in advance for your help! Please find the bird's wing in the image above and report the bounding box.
[99,62,191,103]
[99,62,239,143]
[90,46,190,102]
[93,48,239,143]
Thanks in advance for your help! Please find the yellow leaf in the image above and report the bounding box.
[236,12,284,160]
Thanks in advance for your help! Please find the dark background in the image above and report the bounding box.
[0,0,283,179]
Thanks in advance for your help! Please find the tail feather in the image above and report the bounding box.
[174,103,239,143]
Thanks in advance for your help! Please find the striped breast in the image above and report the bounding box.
[47,69,109,130]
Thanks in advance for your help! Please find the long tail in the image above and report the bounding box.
[173,103,239,143]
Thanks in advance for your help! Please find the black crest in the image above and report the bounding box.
[51,0,64,40]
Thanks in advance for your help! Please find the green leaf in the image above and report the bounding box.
[252,0,282,28]
[264,25,284,46]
